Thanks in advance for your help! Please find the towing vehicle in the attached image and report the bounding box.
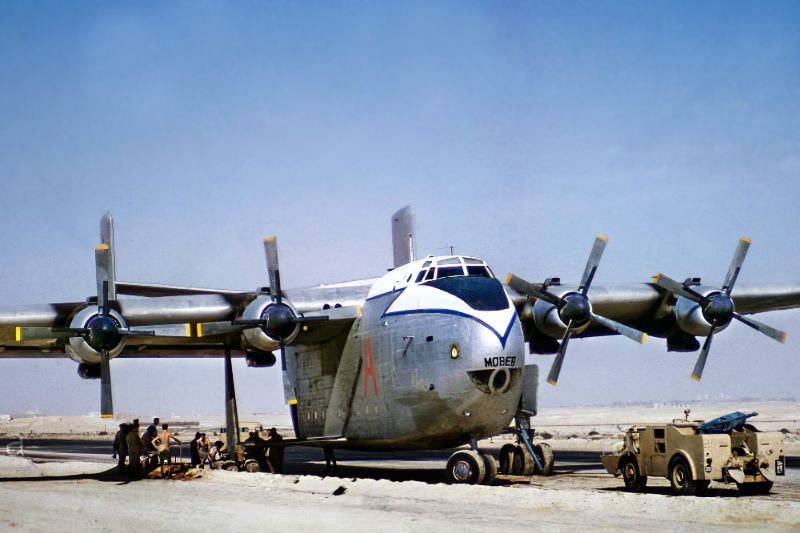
[602,411,785,495]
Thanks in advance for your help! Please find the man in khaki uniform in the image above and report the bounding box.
[125,420,143,476]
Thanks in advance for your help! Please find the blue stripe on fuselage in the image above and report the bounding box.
[380,308,518,348]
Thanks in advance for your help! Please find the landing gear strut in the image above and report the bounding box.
[497,415,554,477]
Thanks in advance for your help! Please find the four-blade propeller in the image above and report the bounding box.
[507,235,647,386]
[653,237,787,381]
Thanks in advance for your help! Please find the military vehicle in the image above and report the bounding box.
[602,411,785,495]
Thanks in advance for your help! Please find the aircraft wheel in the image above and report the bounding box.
[222,461,239,472]
[498,444,517,475]
[669,457,697,496]
[737,481,773,495]
[445,450,486,485]
[534,443,555,476]
[512,445,535,476]
[480,453,497,485]
[620,456,647,492]
[245,460,261,473]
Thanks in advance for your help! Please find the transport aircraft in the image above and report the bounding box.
[0,206,796,484]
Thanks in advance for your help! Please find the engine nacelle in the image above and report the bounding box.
[245,350,278,368]
[532,297,590,338]
[674,294,731,337]
[240,296,300,352]
[77,363,101,379]
[64,306,127,364]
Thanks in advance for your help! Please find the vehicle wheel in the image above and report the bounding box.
[669,457,697,496]
[222,461,239,472]
[737,481,773,495]
[534,443,555,476]
[620,456,647,492]
[480,453,497,485]
[245,461,261,473]
[498,443,517,475]
[512,444,535,476]
[445,450,486,485]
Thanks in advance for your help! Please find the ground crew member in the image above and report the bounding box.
[143,417,159,453]
[265,427,284,474]
[114,423,129,475]
[190,432,201,467]
[125,420,143,476]
[152,423,181,479]
[197,433,210,469]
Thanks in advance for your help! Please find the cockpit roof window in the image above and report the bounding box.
[463,257,482,265]
[437,257,461,266]
[422,260,432,268]
[436,266,465,279]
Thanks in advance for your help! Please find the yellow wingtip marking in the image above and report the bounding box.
[597,234,609,242]
[547,378,557,386]
[95,244,110,251]
[185,323,191,337]
[263,236,276,243]
[652,273,662,284]
[691,374,702,382]
[357,306,362,317]
[287,399,298,405]
[504,274,513,286]
[100,414,114,419]
[741,236,752,244]
[780,333,787,344]
[196,323,203,337]
[641,333,648,344]
[15,327,21,342]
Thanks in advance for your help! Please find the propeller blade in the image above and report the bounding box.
[578,235,608,295]
[99,349,113,418]
[691,324,716,382]
[504,273,561,306]
[722,237,751,294]
[118,328,156,337]
[733,313,787,343]
[652,273,704,303]
[590,313,648,344]
[263,236,282,303]
[547,322,573,386]
[99,212,117,295]
[15,326,79,341]
[95,245,115,314]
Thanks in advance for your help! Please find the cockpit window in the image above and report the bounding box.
[424,268,435,281]
[415,270,426,283]
[427,277,509,311]
[437,257,461,266]
[422,260,432,268]
[463,257,482,265]
[436,266,465,279]
[466,265,491,278]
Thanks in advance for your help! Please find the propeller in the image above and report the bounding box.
[653,237,787,381]
[232,237,327,360]
[507,235,647,386]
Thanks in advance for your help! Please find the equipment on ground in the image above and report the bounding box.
[601,411,785,495]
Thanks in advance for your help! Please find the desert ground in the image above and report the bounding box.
[1,401,798,532]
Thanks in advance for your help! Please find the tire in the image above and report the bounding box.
[737,481,773,495]
[512,444,535,476]
[480,453,497,485]
[534,443,555,476]
[620,456,647,492]
[245,460,261,473]
[222,461,239,472]
[498,444,517,475]
[445,450,486,485]
[669,457,697,496]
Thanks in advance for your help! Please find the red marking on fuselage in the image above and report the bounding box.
[363,337,378,397]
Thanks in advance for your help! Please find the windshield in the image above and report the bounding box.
[426,276,509,311]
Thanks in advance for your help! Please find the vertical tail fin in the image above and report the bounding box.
[391,205,415,268]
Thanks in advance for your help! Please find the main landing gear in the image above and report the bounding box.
[445,417,554,486]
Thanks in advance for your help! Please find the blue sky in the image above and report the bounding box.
[0,1,798,416]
